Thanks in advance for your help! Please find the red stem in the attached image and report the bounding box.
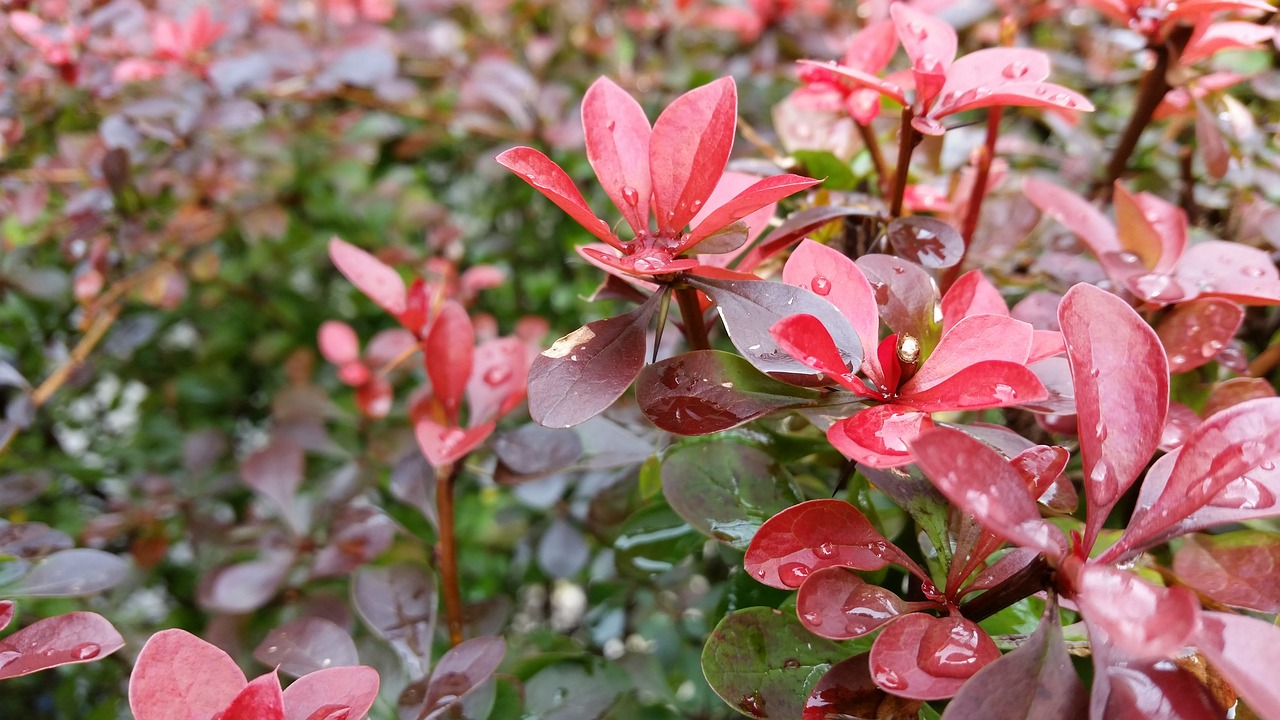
[675,285,711,350]
[437,462,465,647]
[942,107,1003,293]
[889,109,920,218]
[856,121,890,197]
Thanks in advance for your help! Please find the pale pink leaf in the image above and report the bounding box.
[317,321,361,366]
[129,628,247,720]
[1194,611,1280,718]
[465,337,529,424]
[1175,241,1280,305]
[581,77,652,236]
[649,77,737,235]
[1181,20,1276,65]
[1023,179,1120,259]
[1075,564,1200,660]
[414,417,494,469]
[329,238,406,318]
[890,3,957,73]
[282,666,380,720]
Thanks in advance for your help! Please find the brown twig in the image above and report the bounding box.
[675,285,711,350]
[30,305,121,409]
[436,461,466,647]
[889,108,921,218]
[856,121,890,196]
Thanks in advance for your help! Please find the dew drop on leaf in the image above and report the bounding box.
[873,666,908,691]
[1001,62,1028,79]
[621,186,640,207]
[483,366,512,386]
[815,541,836,558]
[71,643,101,661]
[778,562,811,588]
[811,275,832,296]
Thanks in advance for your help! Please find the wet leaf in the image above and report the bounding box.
[702,607,852,719]
[886,216,964,268]
[803,652,922,720]
[737,205,879,273]
[637,350,826,435]
[855,254,938,344]
[1155,298,1243,374]
[1193,611,1280,719]
[352,563,436,680]
[868,614,1000,700]
[2,548,129,598]
[419,636,506,720]
[613,503,704,578]
[660,439,803,549]
[253,617,360,678]
[1173,531,1280,612]
[796,567,916,640]
[0,611,123,681]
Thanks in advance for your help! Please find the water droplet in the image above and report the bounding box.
[71,643,100,661]
[483,366,512,386]
[782,658,801,669]
[0,650,20,670]
[1135,273,1184,303]
[1243,266,1266,278]
[1002,62,1029,79]
[691,199,703,211]
[755,568,766,578]
[1262,460,1276,472]
[816,542,836,558]
[1090,461,1119,506]
[621,186,640,207]
[918,622,983,679]
[1209,476,1277,510]
[992,383,1016,402]
[874,667,908,691]
[1169,353,1187,370]
[606,120,616,131]
[908,20,927,39]
[1200,340,1223,358]
[811,275,832,296]
[1116,251,1142,265]
[778,562,811,588]
[739,692,767,717]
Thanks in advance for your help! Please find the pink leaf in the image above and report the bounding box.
[1175,241,1280,305]
[1194,611,1280,718]
[581,77,652,236]
[0,611,123,681]
[1074,564,1200,660]
[829,404,933,468]
[1058,283,1167,550]
[869,614,999,700]
[912,427,1069,560]
[1181,20,1276,65]
[855,254,937,342]
[744,499,924,590]
[282,666,380,720]
[329,238,406,319]
[1023,179,1120,259]
[890,3,957,73]
[317,321,361,366]
[900,361,1047,412]
[796,567,920,640]
[253,617,359,678]
[793,60,908,106]
[1173,531,1280,613]
[0,602,11,632]
[414,417,494,468]
[684,174,819,249]
[423,301,474,424]
[222,672,286,720]
[1087,639,1225,720]
[649,77,737,235]
[1195,101,1230,180]
[938,82,1094,116]
[466,337,529,424]
[1155,297,1243,374]
[1113,183,1177,271]
[129,628,247,720]
[782,240,882,378]
[902,315,1033,393]
[496,147,619,247]
[940,270,1008,332]
[843,19,899,73]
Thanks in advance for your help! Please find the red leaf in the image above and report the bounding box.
[796,567,921,640]
[940,270,1009,332]
[329,238,406,319]
[581,77,652,236]
[1075,564,1200,660]
[526,291,661,428]
[1155,297,1243,374]
[1175,241,1280,305]
[769,314,861,389]
[129,628,247,720]
[424,301,474,424]
[684,174,819,249]
[0,611,122,681]
[0,601,11,632]
[804,653,905,720]
[1058,283,1167,550]
[1173,531,1280,612]
[902,315,1033,393]
[222,672,286,720]
[940,597,1087,720]
[414,417,494,468]
[911,427,1069,560]
[900,361,1047,412]
[829,404,933,468]
[869,614,999,700]
[1194,611,1280,718]
[253,617,359,678]
[1023,179,1119,259]
[649,77,737,235]
[782,240,882,379]
[1195,101,1230,180]
[744,499,923,590]
[496,147,619,247]
[282,666,380,720]
[317,321,360,366]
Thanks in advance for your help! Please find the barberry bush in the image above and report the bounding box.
[3,0,1280,718]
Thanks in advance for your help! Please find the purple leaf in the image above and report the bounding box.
[352,563,436,680]
[886,216,964,268]
[738,205,879,272]
[241,439,305,530]
[804,653,913,720]
[527,291,661,428]
[941,597,1086,720]
[493,424,583,477]
[1059,283,1168,549]
[636,350,825,435]
[855,254,937,343]
[869,614,999,700]
[419,636,506,720]
[310,507,396,579]
[3,548,128,597]
[199,552,293,614]
[1087,639,1225,720]
[0,611,124,681]
[254,617,360,678]
[685,174,820,248]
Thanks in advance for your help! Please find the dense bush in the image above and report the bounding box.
[3,0,1280,718]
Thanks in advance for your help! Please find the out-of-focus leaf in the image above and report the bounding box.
[329,238,406,318]
[886,216,964,268]
[613,504,704,577]
[352,563,436,680]
[497,147,617,244]
[868,614,1000,700]
[418,636,506,720]
[1155,298,1243,374]
[1173,531,1280,612]
[942,597,1086,719]
[702,607,851,719]
[536,519,590,579]
[493,424,583,477]
[523,660,627,720]
[527,291,661,428]
[738,205,879,272]
[1088,632,1227,720]
[637,350,825,435]
[253,617,360,678]
[0,601,11,632]
[1,548,129,598]
[199,552,293,614]
[128,628,247,719]
[310,506,396,579]
[1075,564,1200,660]
[0,521,72,558]
[660,439,802,549]
[241,439,306,531]
[1193,611,1280,718]
[0,611,124,681]
[424,301,474,423]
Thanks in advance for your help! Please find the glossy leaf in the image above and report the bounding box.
[829,404,933,468]
[129,628,247,720]
[900,361,1047,412]
[527,291,661,427]
[649,77,736,235]
[352,563,436,680]
[912,427,1068,560]
[689,275,861,384]
[745,499,923,590]
[886,216,964,268]
[496,147,618,246]
[637,350,825,435]
[686,174,821,248]
[1075,564,1200,660]
[419,636,506,720]
[868,614,999,700]
[1175,241,1280,305]
[941,597,1086,720]
[0,611,124,681]
[660,439,802,549]
[1059,283,1167,549]
[737,205,879,272]
[796,567,921,640]
[0,601,11,632]
[1156,298,1243,374]
[253,617,359,678]
[1193,611,1280,719]
[803,652,921,720]
[902,315,1033,393]
[282,665,380,720]
[855,254,937,343]
[770,313,858,385]
[781,239,881,376]
[1023,178,1118,258]
[1087,639,1226,720]
[581,76,652,235]
[1,548,129,598]
[1173,531,1280,612]
[222,673,286,720]
[941,271,1009,330]
[328,238,406,318]
[702,607,852,719]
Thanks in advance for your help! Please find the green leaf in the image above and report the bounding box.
[661,439,802,549]
[613,504,705,578]
[702,607,852,718]
[792,151,857,191]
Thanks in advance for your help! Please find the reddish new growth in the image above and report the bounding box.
[498,76,819,281]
